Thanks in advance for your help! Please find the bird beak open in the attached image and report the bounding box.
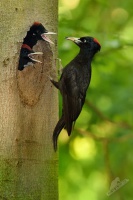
[66,37,82,44]
[28,52,43,63]
[41,32,56,44]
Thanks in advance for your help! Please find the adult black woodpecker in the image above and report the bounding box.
[18,22,56,70]
[50,36,101,151]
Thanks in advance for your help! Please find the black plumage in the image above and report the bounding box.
[18,22,56,71]
[23,22,55,48]
[51,36,101,151]
[18,44,43,71]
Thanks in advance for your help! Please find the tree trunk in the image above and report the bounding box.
[0,0,58,199]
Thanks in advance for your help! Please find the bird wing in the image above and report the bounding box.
[61,67,85,135]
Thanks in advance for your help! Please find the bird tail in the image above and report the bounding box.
[65,121,73,136]
[53,116,65,151]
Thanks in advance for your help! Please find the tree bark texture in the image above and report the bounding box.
[0,0,58,199]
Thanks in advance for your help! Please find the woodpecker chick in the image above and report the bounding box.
[18,22,56,70]
[51,36,101,151]
[18,44,43,71]
[23,21,56,47]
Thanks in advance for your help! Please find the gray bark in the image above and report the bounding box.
[0,0,58,199]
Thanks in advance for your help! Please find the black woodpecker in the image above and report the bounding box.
[50,36,101,151]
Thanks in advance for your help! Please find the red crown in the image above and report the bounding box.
[93,38,101,46]
[33,21,41,26]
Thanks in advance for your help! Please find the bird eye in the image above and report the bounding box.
[33,33,36,36]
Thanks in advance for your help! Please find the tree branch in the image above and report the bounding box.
[85,100,133,130]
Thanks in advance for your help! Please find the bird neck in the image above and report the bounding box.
[23,30,38,48]
[21,44,32,51]
[78,48,96,62]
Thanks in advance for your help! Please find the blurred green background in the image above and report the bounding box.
[58,0,133,199]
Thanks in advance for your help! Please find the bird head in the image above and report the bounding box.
[18,44,43,70]
[66,36,101,53]
[30,22,56,44]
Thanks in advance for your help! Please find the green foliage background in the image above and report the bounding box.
[58,0,133,199]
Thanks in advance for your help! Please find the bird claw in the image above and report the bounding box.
[56,58,63,75]
[47,74,53,80]
[56,58,61,62]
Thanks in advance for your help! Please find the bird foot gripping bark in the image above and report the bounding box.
[47,58,62,89]
[50,78,59,89]
[56,58,63,75]
[47,74,53,81]
[47,74,59,89]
